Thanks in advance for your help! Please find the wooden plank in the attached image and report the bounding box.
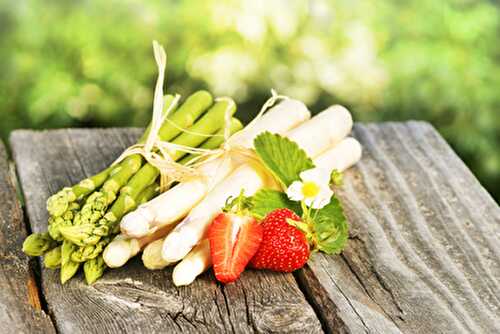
[10,128,323,334]
[296,122,500,333]
[0,140,56,333]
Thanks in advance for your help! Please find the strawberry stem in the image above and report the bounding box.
[298,200,320,251]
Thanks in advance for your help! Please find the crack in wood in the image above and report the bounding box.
[340,252,403,328]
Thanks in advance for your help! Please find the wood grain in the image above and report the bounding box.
[296,122,500,333]
[10,128,322,334]
[0,140,55,334]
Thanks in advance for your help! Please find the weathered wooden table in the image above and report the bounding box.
[1,122,498,333]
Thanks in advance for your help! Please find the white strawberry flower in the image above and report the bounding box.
[286,167,333,209]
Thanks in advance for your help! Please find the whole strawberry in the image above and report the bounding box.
[250,208,310,272]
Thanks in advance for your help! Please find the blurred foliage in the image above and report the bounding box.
[0,0,498,200]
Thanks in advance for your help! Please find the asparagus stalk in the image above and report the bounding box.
[121,100,311,239]
[162,106,354,262]
[60,99,237,247]
[22,232,58,256]
[84,255,106,285]
[172,137,362,286]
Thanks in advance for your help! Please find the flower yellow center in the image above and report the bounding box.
[301,181,320,198]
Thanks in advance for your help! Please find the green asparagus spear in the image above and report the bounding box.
[84,255,106,285]
[178,118,243,165]
[154,90,214,141]
[22,232,58,256]
[60,240,80,284]
[44,245,62,269]
[136,183,160,205]
[169,98,237,161]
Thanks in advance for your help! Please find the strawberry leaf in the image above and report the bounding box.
[311,195,348,254]
[254,132,314,187]
[250,189,302,219]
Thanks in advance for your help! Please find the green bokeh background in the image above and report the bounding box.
[1,0,498,201]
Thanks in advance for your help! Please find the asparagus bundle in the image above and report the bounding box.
[22,90,243,283]
[104,99,310,268]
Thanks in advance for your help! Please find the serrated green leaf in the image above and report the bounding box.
[311,195,348,254]
[254,132,315,187]
[250,189,301,219]
[250,189,302,219]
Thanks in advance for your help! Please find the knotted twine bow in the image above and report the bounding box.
[112,40,289,192]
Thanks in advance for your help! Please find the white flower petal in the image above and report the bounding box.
[303,196,314,207]
[300,167,330,186]
[286,181,305,201]
[310,187,333,209]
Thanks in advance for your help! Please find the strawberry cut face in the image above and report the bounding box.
[208,213,263,284]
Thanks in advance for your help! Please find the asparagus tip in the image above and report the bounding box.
[103,239,132,268]
[120,209,151,238]
[60,262,80,284]
[22,232,58,257]
[59,225,98,247]
[46,188,75,217]
[142,238,170,270]
[44,246,62,269]
[84,257,106,284]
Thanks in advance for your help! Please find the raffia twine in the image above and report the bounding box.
[112,40,289,192]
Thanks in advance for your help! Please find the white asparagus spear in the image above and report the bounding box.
[172,239,211,286]
[283,105,352,159]
[314,137,362,172]
[103,223,175,268]
[120,99,311,238]
[171,137,362,286]
[142,237,172,270]
[162,106,354,263]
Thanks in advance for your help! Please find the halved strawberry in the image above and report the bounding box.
[208,212,263,283]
